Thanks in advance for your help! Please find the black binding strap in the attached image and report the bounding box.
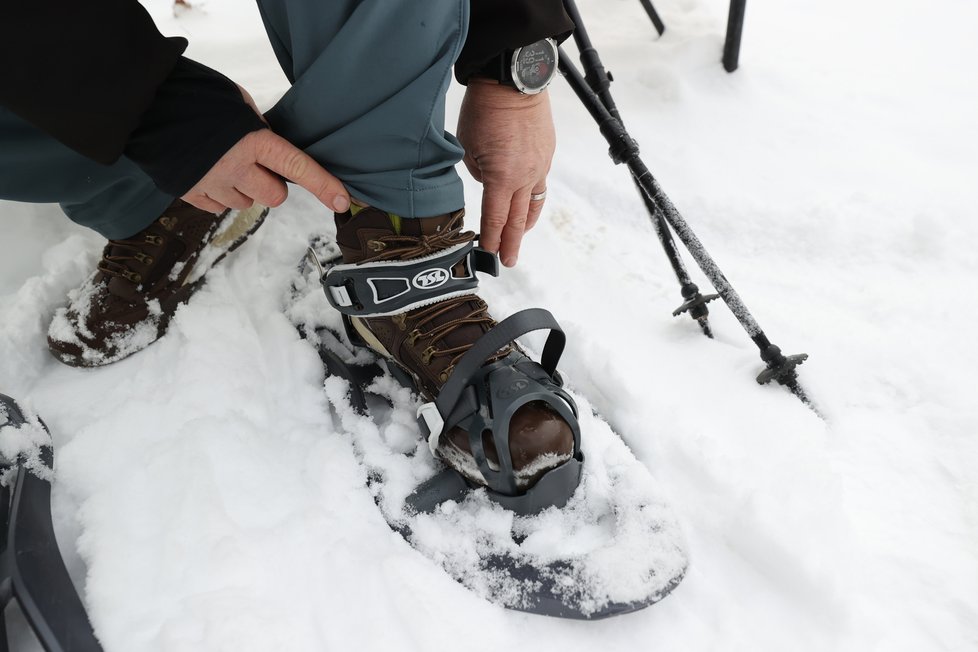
[322,242,499,317]
[428,308,566,433]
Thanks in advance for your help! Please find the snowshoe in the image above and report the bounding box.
[285,231,688,619]
[0,394,103,651]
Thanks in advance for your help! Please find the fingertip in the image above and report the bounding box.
[480,238,500,255]
[267,191,287,208]
[502,244,519,267]
[332,195,350,213]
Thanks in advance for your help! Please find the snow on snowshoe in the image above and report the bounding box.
[285,225,688,619]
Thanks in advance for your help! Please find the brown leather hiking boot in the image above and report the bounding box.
[334,206,574,490]
[48,199,268,367]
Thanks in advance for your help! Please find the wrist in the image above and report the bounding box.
[464,79,548,109]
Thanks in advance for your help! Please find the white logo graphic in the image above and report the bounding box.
[413,268,450,290]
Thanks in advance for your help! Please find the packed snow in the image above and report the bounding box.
[0,397,54,486]
[1,0,977,650]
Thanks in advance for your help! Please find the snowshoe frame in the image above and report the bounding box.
[0,394,103,652]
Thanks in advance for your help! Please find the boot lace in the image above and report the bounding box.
[411,295,509,376]
[96,233,164,285]
[359,213,473,264]
[360,214,512,375]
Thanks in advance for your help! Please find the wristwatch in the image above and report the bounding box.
[481,38,559,95]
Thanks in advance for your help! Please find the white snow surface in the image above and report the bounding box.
[0,398,54,486]
[1,0,977,650]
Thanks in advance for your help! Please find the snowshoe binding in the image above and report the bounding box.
[286,207,688,619]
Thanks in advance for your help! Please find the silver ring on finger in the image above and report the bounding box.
[530,190,547,202]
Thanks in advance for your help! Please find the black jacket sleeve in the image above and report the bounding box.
[0,0,265,196]
[455,0,575,84]
[123,57,267,196]
[0,0,187,164]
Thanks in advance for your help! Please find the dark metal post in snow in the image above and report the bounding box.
[637,0,666,36]
[562,0,718,338]
[723,0,748,72]
[557,48,817,413]
[631,0,746,73]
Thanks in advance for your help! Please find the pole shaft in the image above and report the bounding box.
[556,26,817,411]
[561,5,699,292]
[629,160,763,336]
[560,51,765,339]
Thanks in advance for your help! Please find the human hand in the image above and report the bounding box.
[181,93,350,214]
[456,79,555,267]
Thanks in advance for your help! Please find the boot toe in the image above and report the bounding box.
[508,401,574,466]
[442,400,576,490]
[46,335,86,367]
[507,401,575,486]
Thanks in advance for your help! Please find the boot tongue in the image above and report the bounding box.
[333,207,465,264]
[334,207,396,264]
[333,206,495,364]
[397,211,459,238]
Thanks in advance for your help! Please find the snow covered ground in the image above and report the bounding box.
[2,0,977,649]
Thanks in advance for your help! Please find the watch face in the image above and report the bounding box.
[513,39,557,93]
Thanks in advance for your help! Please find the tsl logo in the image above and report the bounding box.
[413,268,450,289]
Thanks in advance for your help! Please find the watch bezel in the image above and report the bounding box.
[510,38,558,95]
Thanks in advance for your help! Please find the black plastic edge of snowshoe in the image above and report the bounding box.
[497,557,687,620]
[404,468,471,513]
[316,347,384,415]
[0,394,104,652]
[340,314,367,349]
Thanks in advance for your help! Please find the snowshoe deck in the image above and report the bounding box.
[286,235,688,619]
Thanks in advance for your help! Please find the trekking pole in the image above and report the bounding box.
[562,0,718,338]
[557,50,818,413]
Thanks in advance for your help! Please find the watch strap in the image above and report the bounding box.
[476,50,516,87]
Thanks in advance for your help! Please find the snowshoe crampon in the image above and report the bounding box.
[286,235,688,619]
